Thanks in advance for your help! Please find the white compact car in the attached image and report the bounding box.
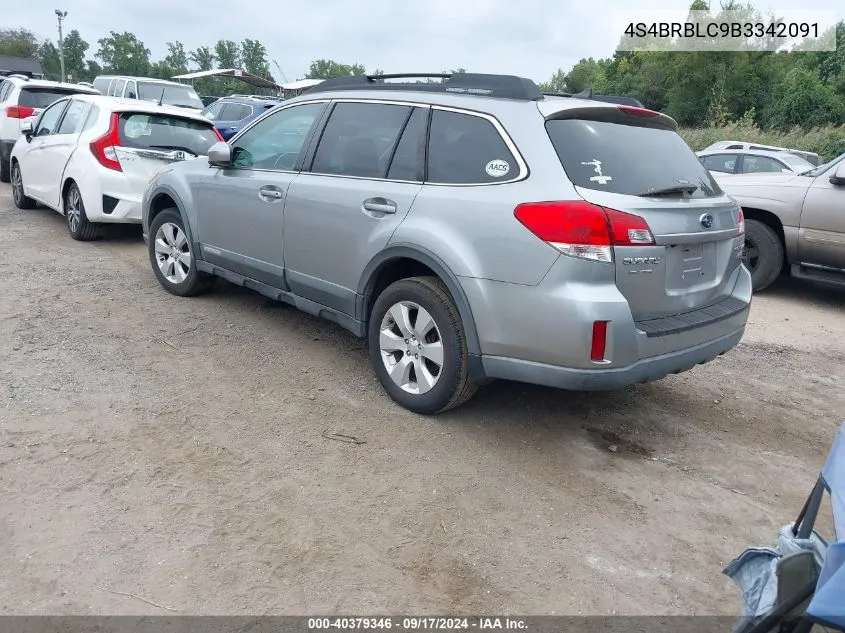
[10,94,222,240]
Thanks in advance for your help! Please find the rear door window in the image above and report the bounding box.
[701,154,738,174]
[311,102,411,179]
[741,155,788,173]
[221,103,250,121]
[124,81,137,99]
[118,113,220,156]
[18,88,83,109]
[545,117,721,198]
[426,109,517,184]
[56,100,90,134]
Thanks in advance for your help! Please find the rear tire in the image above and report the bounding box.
[368,276,477,415]
[0,154,10,183]
[148,208,213,297]
[11,161,36,209]
[743,219,783,293]
[65,183,98,241]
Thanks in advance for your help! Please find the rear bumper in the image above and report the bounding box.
[481,326,744,390]
[460,255,752,390]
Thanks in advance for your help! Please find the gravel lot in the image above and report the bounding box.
[1,181,843,616]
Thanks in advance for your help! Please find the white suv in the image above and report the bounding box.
[0,75,99,182]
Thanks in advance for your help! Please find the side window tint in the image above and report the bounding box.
[742,156,781,173]
[702,154,736,173]
[203,101,225,121]
[311,102,411,179]
[387,107,427,181]
[231,102,324,171]
[427,109,517,184]
[0,81,9,102]
[125,81,137,99]
[221,103,247,121]
[34,101,68,136]
[112,79,126,97]
[56,100,90,134]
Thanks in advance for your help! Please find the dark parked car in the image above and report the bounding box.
[201,95,285,140]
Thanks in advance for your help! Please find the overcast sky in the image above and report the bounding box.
[11,0,843,84]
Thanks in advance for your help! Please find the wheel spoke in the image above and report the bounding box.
[174,228,187,249]
[388,303,414,339]
[379,329,405,353]
[154,238,170,255]
[420,340,443,367]
[162,223,177,247]
[413,357,436,393]
[176,251,191,268]
[413,307,435,339]
[388,355,414,388]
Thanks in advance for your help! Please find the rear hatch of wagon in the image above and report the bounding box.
[543,105,744,322]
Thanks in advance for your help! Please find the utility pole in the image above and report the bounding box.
[55,9,67,82]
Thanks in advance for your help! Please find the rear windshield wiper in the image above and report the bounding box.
[637,184,699,197]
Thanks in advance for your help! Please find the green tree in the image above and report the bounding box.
[763,67,844,129]
[149,61,175,80]
[306,59,366,79]
[538,69,567,93]
[61,30,89,82]
[562,58,602,93]
[215,40,240,69]
[96,31,151,75]
[38,41,61,80]
[165,41,188,74]
[240,39,271,78]
[190,46,215,71]
[0,28,39,58]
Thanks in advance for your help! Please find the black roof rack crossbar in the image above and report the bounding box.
[544,89,645,108]
[306,72,545,101]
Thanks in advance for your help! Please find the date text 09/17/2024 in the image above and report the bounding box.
[307,617,528,630]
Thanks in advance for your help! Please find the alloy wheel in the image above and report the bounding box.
[12,165,23,206]
[154,222,192,284]
[742,237,760,274]
[66,187,82,233]
[379,301,444,395]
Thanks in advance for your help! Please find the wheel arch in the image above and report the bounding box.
[146,185,196,252]
[356,245,481,358]
[741,207,788,270]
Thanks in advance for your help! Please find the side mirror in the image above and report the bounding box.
[21,122,32,141]
[830,163,845,186]
[207,141,231,167]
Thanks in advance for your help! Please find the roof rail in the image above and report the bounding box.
[5,73,31,81]
[544,89,645,108]
[306,72,545,101]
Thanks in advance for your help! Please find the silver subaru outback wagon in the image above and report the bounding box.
[141,72,751,415]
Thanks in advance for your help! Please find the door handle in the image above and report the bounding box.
[362,198,397,215]
[258,186,283,202]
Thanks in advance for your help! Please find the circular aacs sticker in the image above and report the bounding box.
[485,159,510,178]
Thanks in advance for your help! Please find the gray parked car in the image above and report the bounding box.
[141,72,751,414]
[714,153,845,292]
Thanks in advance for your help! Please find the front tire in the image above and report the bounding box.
[743,219,783,293]
[148,208,213,297]
[369,276,477,415]
[0,153,10,183]
[65,183,98,241]
[11,161,36,209]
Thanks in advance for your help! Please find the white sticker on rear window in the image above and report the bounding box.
[485,159,510,178]
[581,159,613,185]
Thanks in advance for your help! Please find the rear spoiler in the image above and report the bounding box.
[543,88,644,108]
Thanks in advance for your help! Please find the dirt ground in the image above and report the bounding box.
[0,180,843,616]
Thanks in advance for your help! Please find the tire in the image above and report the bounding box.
[368,276,478,415]
[0,153,10,183]
[743,219,784,293]
[148,208,213,297]
[65,183,98,241]
[11,161,36,209]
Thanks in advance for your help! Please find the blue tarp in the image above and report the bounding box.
[806,421,845,629]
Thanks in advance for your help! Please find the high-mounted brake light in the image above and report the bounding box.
[89,112,122,172]
[6,105,35,119]
[737,208,745,236]
[513,201,655,263]
[617,105,660,118]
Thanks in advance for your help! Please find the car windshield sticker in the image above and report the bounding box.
[581,159,612,184]
[485,159,510,178]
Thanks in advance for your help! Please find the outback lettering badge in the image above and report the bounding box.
[623,257,661,265]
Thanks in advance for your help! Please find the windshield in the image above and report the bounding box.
[118,113,219,156]
[802,152,845,177]
[137,83,203,109]
[19,87,88,109]
[546,118,722,198]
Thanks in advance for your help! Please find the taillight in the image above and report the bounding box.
[6,105,35,119]
[737,208,745,236]
[89,113,122,172]
[513,201,655,263]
